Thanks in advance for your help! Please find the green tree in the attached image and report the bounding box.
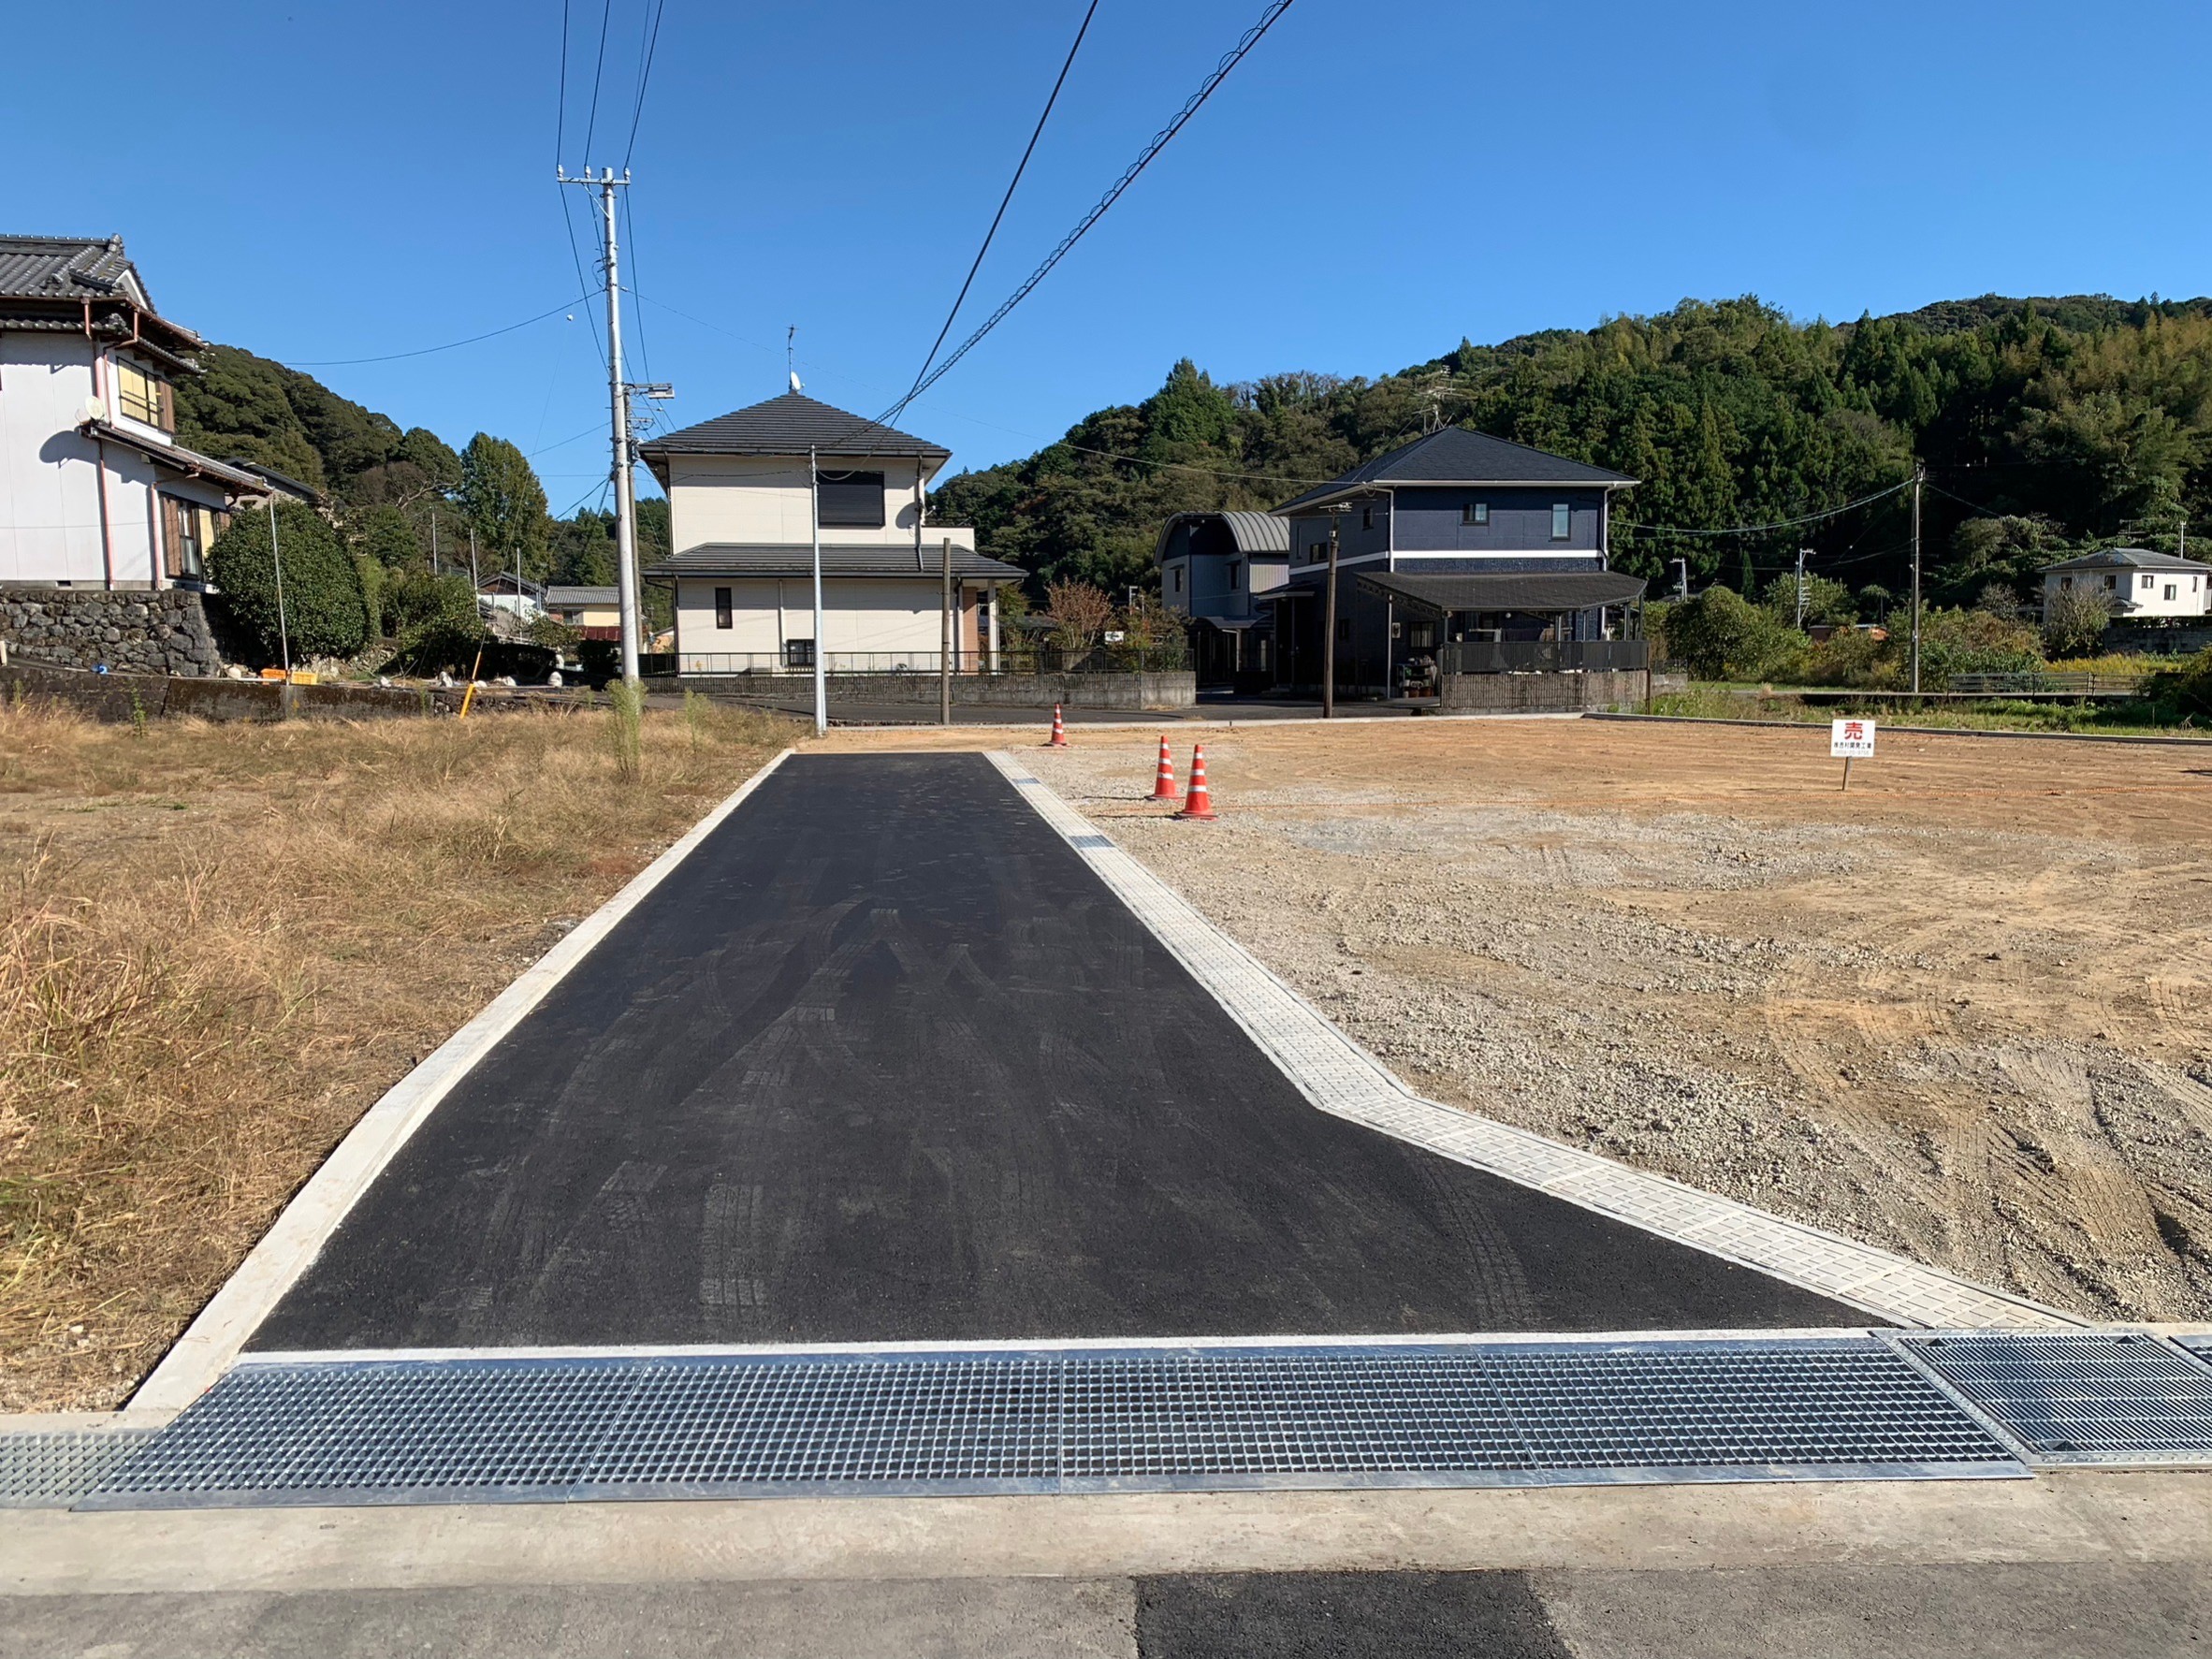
[348,502,426,571]
[382,569,486,673]
[206,502,371,663]
[458,434,549,580]
[1657,585,1803,680]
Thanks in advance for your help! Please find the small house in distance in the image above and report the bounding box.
[546,584,620,640]
[2040,547,2209,621]
[638,392,1023,675]
[1261,427,1643,695]
[1156,510,1288,687]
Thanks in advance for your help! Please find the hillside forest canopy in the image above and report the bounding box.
[176,293,2212,663]
[930,293,2212,616]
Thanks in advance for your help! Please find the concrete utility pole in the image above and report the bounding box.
[939,535,953,727]
[560,166,642,684]
[809,446,825,735]
[1671,557,1690,601]
[1319,502,1350,719]
[266,497,291,679]
[1795,546,1813,631]
[1910,464,1925,695]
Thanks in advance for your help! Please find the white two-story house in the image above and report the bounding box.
[638,390,1023,675]
[1,234,264,589]
[2041,547,2209,622]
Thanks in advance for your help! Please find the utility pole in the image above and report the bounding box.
[939,535,953,727]
[469,528,479,591]
[1320,504,1347,719]
[560,166,641,684]
[1671,557,1690,602]
[1910,463,1925,695]
[808,446,825,735]
[266,497,291,680]
[1795,546,1812,631]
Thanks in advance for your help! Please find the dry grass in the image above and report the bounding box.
[0,697,792,1412]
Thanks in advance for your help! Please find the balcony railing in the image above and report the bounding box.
[1436,640,1649,675]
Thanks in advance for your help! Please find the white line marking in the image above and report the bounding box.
[125,748,800,1419]
[986,751,2079,1333]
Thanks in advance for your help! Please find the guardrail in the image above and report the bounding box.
[1437,640,1649,675]
[1948,672,2141,695]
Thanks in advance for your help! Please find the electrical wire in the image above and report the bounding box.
[904,0,1100,404]
[580,0,617,164]
[285,298,591,366]
[878,0,1297,429]
[1616,479,1911,537]
[622,0,668,170]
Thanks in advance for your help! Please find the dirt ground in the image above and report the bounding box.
[829,716,2212,1323]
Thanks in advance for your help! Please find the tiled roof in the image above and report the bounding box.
[640,392,951,462]
[2040,546,2210,573]
[1275,427,1634,514]
[0,235,150,306]
[546,585,620,606]
[648,543,1024,580]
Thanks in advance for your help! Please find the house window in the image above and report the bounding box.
[2165,584,2178,602]
[159,495,213,579]
[1227,560,1241,589]
[2103,574,2117,589]
[2059,576,2073,589]
[1550,502,1572,541]
[784,638,815,668]
[1171,567,1183,594]
[816,469,885,528]
[1361,506,1374,531]
[1406,621,1436,650]
[2142,575,2156,589]
[1462,501,1489,526]
[713,586,733,629]
[116,359,174,431]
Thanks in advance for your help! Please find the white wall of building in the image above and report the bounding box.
[675,575,991,667]
[2045,565,2209,618]
[1,332,227,588]
[662,455,978,551]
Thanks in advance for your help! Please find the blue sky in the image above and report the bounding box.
[8,0,2209,504]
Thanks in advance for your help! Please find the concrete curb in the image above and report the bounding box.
[1587,711,2212,749]
[119,748,798,1420]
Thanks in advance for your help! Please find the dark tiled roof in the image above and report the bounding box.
[1275,428,1635,514]
[648,543,1025,580]
[546,585,620,606]
[640,392,951,462]
[0,235,149,305]
[1354,569,1648,614]
[2040,546,2210,573]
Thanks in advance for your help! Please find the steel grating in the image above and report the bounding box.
[79,1338,2024,1508]
[1899,1332,2212,1465]
[0,1431,155,1508]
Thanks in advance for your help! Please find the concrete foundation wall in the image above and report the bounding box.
[0,585,223,676]
[658,670,1197,710]
[1437,668,1684,713]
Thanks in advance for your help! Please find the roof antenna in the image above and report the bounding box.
[787,326,801,394]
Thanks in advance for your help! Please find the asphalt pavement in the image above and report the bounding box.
[251,752,1855,1351]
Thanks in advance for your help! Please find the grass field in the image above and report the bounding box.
[0,698,790,1413]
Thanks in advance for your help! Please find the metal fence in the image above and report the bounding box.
[1948,671,2140,696]
[669,644,1190,677]
[1437,640,1649,675]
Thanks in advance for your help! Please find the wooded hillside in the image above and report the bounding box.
[931,294,2212,606]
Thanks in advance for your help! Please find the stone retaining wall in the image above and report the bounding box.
[1436,668,1684,714]
[0,586,223,677]
[0,662,474,722]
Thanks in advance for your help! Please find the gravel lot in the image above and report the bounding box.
[879,717,2212,1323]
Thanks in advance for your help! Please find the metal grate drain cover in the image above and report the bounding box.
[81,1337,2022,1508]
[0,1431,155,1508]
[1900,1332,2212,1464]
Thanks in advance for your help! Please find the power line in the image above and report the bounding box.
[880,0,1297,428]
[580,0,618,163]
[285,298,590,365]
[622,0,668,169]
[1616,480,1911,537]
[905,0,1101,404]
[556,0,572,161]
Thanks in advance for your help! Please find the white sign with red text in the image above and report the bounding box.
[1830,717,1877,759]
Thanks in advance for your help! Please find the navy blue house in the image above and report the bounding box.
[1262,428,1644,694]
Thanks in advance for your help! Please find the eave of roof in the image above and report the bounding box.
[646,543,1026,580]
[2040,546,2210,573]
[1272,427,1636,516]
[80,420,263,490]
[1353,569,1648,616]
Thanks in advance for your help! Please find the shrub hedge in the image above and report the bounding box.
[206,501,370,664]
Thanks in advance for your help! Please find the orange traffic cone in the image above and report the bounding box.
[1175,744,1217,821]
[1149,734,1179,800]
[1045,704,1069,748]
